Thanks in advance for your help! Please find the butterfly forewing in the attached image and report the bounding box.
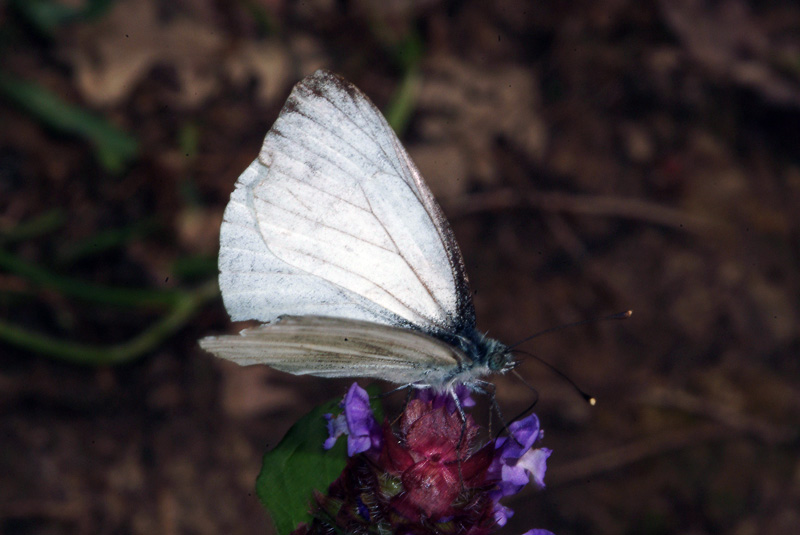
[219,164,404,325]
[218,70,474,333]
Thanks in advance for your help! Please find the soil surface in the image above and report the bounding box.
[2,1,799,534]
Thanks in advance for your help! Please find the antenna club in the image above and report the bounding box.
[610,310,633,320]
[589,397,597,406]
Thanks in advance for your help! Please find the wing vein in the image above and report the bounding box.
[357,181,449,321]
[257,138,371,214]
[284,104,406,192]
[268,234,435,324]
[257,194,398,254]
[296,91,406,184]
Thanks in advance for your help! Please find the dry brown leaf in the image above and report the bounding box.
[224,41,292,106]
[63,0,292,108]
[660,0,800,107]
[175,208,222,255]
[414,56,547,189]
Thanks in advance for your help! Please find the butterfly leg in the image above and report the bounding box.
[448,388,470,489]
[469,379,497,435]
[393,385,416,426]
[449,387,469,454]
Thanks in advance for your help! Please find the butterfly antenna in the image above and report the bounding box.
[495,370,540,441]
[508,309,632,350]
[511,348,596,406]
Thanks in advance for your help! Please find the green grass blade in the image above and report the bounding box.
[0,71,139,172]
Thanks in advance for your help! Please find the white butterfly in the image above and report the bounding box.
[199,70,514,394]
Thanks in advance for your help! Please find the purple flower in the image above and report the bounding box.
[489,413,551,498]
[493,502,514,526]
[323,413,348,450]
[306,383,554,535]
[516,447,551,488]
[413,384,476,412]
[323,383,381,456]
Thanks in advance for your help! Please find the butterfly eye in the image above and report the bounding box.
[486,341,515,372]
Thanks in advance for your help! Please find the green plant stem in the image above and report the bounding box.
[385,65,421,137]
[56,218,159,265]
[0,280,219,365]
[0,249,181,308]
[0,210,65,245]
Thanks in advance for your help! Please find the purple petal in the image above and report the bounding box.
[342,383,380,456]
[492,503,514,527]
[413,386,476,413]
[344,383,374,437]
[414,388,435,403]
[520,530,556,535]
[323,413,348,450]
[502,463,530,486]
[453,384,476,408]
[501,414,541,458]
[517,447,552,488]
[347,434,373,456]
[356,496,370,521]
[495,465,527,497]
[418,388,452,411]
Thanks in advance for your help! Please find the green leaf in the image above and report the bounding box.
[256,385,383,535]
[0,72,139,173]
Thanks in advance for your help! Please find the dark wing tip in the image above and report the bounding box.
[300,69,365,103]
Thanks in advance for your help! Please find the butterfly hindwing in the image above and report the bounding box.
[199,316,465,386]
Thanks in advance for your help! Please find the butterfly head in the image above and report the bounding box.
[483,337,515,373]
[457,331,515,375]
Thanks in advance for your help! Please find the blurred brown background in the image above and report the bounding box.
[1,1,799,534]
